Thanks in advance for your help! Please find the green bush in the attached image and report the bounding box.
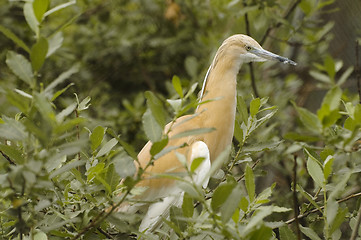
[1,0,361,239]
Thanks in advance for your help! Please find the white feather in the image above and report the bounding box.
[139,141,211,233]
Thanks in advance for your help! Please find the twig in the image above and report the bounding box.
[260,0,301,45]
[243,1,259,97]
[97,227,114,239]
[292,155,301,240]
[286,192,361,224]
[356,40,361,104]
[350,198,361,240]
[71,189,131,240]
[0,150,16,165]
[237,159,260,182]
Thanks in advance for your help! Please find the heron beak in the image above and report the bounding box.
[251,48,297,65]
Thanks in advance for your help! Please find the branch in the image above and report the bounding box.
[350,199,361,240]
[243,1,259,97]
[356,40,361,104]
[292,155,301,240]
[286,192,361,225]
[0,150,16,165]
[260,0,301,45]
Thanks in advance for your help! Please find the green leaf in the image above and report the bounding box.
[245,164,255,202]
[182,192,194,218]
[54,117,86,134]
[245,206,290,234]
[299,226,322,240]
[296,184,322,212]
[243,140,283,153]
[323,155,334,180]
[150,137,169,156]
[190,157,205,172]
[338,66,354,86]
[31,37,48,72]
[24,2,39,34]
[238,95,248,124]
[322,86,342,111]
[44,0,76,17]
[106,163,121,193]
[220,184,242,222]
[0,144,24,164]
[283,132,319,142]
[234,120,244,143]
[324,55,335,81]
[167,99,182,112]
[309,70,331,84]
[0,116,26,141]
[49,160,86,179]
[171,127,215,139]
[299,0,312,15]
[329,207,348,234]
[279,226,297,240]
[185,56,198,79]
[6,89,31,114]
[96,138,118,158]
[87,162,105,182]
[33,0,49,22]
[317,105,340,128]
[211,181,236,211]
[56,101,76,123]
[326,198,338,227]
[6,51,34,87]
[207,146,231,178]
[172,75,183,98]
[33,230,48,240]
[77,96,91,111]
[145,91,166,128]
[0,25,30,53]
[142,108,162,142]
[23,117,48,145]
[113,153,136,178]
[329,172,351,200]
[306,156,324,187]
[90,126,105,152]
[249,225,273,240]
[45,64,80,96]
[34,92,55,123]
[178,182,203,200]
[250,98,260,117]
[47,31,64,57]
[292,101,322,133]
[107,128,138,160]
[239,197,249,212]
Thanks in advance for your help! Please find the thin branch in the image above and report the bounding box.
[260,0,301,45]
[0,150,16,165]
[350,199,361,240]
[72,189,131,240]
[356,40,361,104]
[292,155,301,240]
[97,227,114,239]
[286,192,361,224]
[237,159,260,182]
[243,1,259,97]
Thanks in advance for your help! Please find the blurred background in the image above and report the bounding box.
[1,0,361,237]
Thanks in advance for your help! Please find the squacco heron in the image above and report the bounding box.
[126,34,296,232]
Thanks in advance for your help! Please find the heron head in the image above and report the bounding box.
[222,34,297,65]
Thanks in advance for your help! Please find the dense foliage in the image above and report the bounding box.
[1,0,361,239]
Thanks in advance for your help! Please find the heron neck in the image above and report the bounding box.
[195,58,242,160]
[196,59,242,115]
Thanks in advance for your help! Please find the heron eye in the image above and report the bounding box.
[245,46,252,51]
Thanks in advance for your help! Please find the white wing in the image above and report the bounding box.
[139,141,211,233]
[189,141,211,188]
